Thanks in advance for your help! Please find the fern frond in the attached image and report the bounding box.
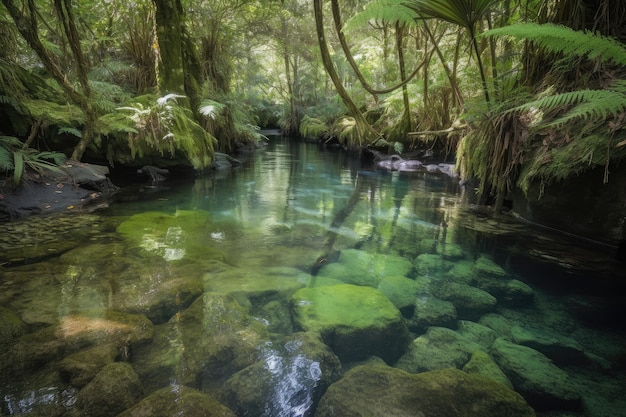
[58,127,83,138]
[344,0,417,30]
[513,88,626,127]
[484,23,626,67]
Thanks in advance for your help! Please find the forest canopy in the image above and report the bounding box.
[1,0,625,209]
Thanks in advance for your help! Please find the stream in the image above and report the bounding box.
[1,136,625,417]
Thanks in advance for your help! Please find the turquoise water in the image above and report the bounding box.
[1,137,625,416]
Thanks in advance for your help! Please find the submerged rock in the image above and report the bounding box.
[408,294,457,332]
[511,325,588,366]
[315,365,535,417]
[395,327,484,373]
[0,306,28,350]
[133,292,268,390]
[116,210,229,262]
[59,343,119,387]
[316,249,413,288]
[433,281,497,320]
[217,332,341,417]
[491,337,582,411]
[117,385,236,417]
[463,350,513,388]
[291,284,408,363]
[72,362,143,417]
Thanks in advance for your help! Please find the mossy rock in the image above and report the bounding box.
[116,210,228,262]
[59,343,119,387]
[463,350,513,388]
[203,266,310,307]
[377,275,425,310]
[316,249,413,288]
[112,264,204,324]
[133,292,269,390]
[72,362,143,417]
[395,327,484,373]
[291,284,408,363]
[433,282,497,320]
[0,306,28,350]
[445,260,476,285]
[456,320,498,349]
[473,255,509,278]
[408,295,457,332]
[218,332,341,417]
[315,365,535,417]
[117,385,236,417]
[414,253,454,277]
[491,338,582,411]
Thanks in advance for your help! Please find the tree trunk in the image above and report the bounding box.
[2,0,97,161]
[314,0,380,146]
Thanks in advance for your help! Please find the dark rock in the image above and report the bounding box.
[72,362,143,417]
[217,332,341,417]
[314,365,535,417]
[117,385,236,417]
[0,161,118,221]
[491,337,582,411]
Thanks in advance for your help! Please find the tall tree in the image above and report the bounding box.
[313,0,380,147]
[2,0,98,161]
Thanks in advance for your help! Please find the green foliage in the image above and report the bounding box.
[484,23,626,67]
[0,135,65,187]
[102,94,217,169]
[405,0,499,30]
[518,131,626,194]
[344,0,418,30]
[299,115,328,140]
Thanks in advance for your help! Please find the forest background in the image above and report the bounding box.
[0,0,625,238]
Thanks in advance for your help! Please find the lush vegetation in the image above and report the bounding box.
[0,0,624,210]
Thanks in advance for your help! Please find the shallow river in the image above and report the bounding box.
[1,137,625,417]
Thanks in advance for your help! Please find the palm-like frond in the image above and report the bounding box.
[404,0,499,29]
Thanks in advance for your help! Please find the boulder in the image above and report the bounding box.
[116,210,229,262]
[510,325,588,366]
[117,385,236,417]
[395,327,483,373]
[433,281,497,320]
[377,275,426,311]
[491,338,582,411]
[203,266,310,309]
[414,253,454,277]
[315,365,535,417]
[463,350,513,388]
[291,284,408,363]
[132,292,268,390]
[407,295,457,332]
[456,320,498,349]
[0,306,28,350]
[317,249,413,288]
[217,332,341,417]
[71,362,142,417]
[59,343,119,387]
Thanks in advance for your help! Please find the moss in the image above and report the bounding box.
[518,131,626,194]
[116,210,227,262]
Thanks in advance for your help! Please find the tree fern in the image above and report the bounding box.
[484,23,626,67]
[487,24,626,128]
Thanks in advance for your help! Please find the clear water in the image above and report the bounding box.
[1,137,625,417]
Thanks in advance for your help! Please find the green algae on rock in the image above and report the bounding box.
[116,210,228,262]
[291,284,408,362]
[314,365,535,417]
[117,385,237,417]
